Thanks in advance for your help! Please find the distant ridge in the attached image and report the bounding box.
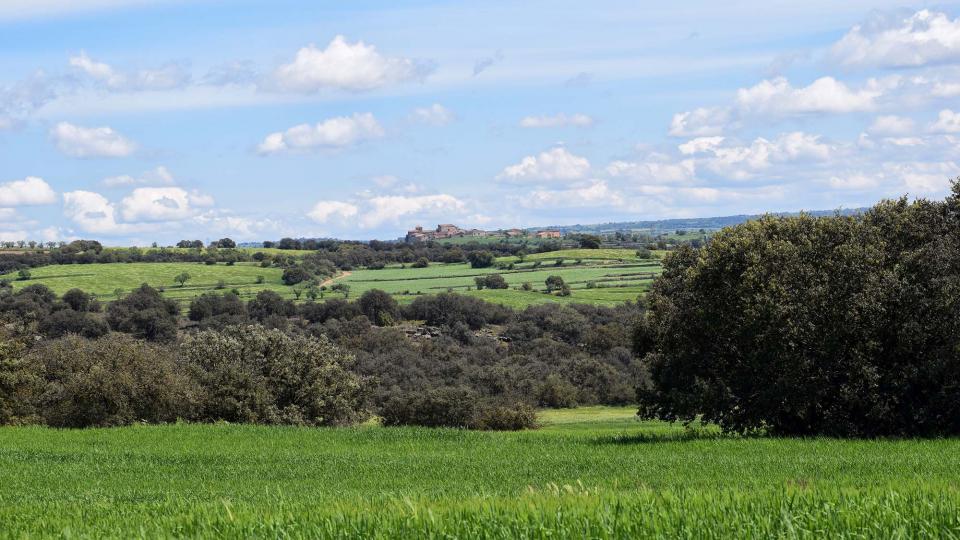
[528,208,869,234]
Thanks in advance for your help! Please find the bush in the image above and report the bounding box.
[282,266,312,285]
[467,250,495,268]
[28,334,197,428]
[105,284,179,342]
[475,273,508,290]
[382,387,478,428]
[179,325,368,426]
[535,374,579,408]
[358,289,400,326]
[412,257,430,268]
[188,292,248,329]
[471,402,538,431]
[38,309,110,339]
[405,293,511,329]
[640,185,960,437]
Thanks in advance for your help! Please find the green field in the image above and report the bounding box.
[0,406,957,538]
[341,249,660,308]
[1,262,290,304]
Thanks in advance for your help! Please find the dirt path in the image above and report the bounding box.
[319,271,352,288]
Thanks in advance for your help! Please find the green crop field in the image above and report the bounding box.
[0,262,291,304]
[341,254,661,308]
[0,406,956,538]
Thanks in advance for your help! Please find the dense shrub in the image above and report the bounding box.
[358,289,400,326]
[467,250,495,268]
[179,325,368,426]
[188,292,248,329]
[28,334,196,428]
[382,387,478,428]
[106,284,179,342]
[474,273,508,290]
[471,402,538,431]
[640,185,960,437]
[282,266,312,285]
[38,309,110,339]
[404,293,512,329]
[0,338,36,425]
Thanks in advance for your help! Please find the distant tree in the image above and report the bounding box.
[16,269,30,281]
[467,250,495,268]
[62,289,98,312]
[636,247,653,259]
[255,275,265,284]
[331,283,351,298]
[106,284,179,342]
[475,273,508,290]
[215,238,236,249]
[358,289,400,326]
[412,257,430,268]
[282,266,312,285]
[545,275,566,292]
[174,272,191,287]
[441,247,466,263]
[578,235,602,249]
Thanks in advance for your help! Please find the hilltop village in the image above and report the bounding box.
[405,224,562,242]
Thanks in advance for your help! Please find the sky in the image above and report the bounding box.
[2,1,960,244]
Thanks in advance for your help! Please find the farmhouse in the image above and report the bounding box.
[535,230,562,239]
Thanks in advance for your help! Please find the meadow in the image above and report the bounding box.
[0,262,288,304]
[0,406,957,538]
[0,249,661,308]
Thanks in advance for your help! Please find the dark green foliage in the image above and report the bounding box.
[27,334,196,428]
[467,250,495,268]
[412,257,430,268]
[61,289,98,312]
[578,235,602,249]
[382,387,478,428]
[471,402,538,431]
[545,275,566,292]
[358,289,400,326]
[404,292,511,329]
[247,290,295,327]
[281,266,312,285]
[535,374,579,408]
[105,284,179,342]
[640,183,960,437]
[474,273,508,290]
[38,309,109,339]
[188,292,248,329]
[180,325,367,426]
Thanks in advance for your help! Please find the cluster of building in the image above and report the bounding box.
[405,224,562,242]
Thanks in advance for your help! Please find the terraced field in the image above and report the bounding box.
[340,249,661,307]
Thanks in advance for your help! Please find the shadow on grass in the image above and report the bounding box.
[592,429,739,445]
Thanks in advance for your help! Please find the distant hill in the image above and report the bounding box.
[528,208,868,235]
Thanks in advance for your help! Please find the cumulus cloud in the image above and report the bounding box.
[929,109,960,133]
[62,190,127,234]
[50,122,136,158]
[669,107,731,137]
[307,200,359,223]
[257,113,384,155]
[702,132,834,179]
[119,187,210,222]
[678,136,726,155]
[0,177,57,206]
[69,51,190,91]
[828,174,880,190]
[605,157,697,184]
[272,35,432,93]
[868,115,916,136]
[102,166,175,187]
[498,147,591,182]
[359,194,464,228]
[409,103,454,126]
[523,180,622,209]
[831,10,960,69]
[736,76,879,115]
[519,113,593,128]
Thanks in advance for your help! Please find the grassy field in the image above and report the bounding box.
[0,262,290,304]
[341,249,661,308]
[0,406,957,538]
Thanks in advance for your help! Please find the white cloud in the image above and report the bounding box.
[702,132,834,180]
[498,147,591,182]
[523,180,622,209]
[120,187,197,222]
[272,35,431,93]
[69,51,190,92]
[519,113,593,128]
[0,0,179,21]
[828,174,880,190]
[257,113,384,155]
[831,10,960,69]
[930,109,960,133]
[736,76,879,115]
[102,166,175,187]
[192,211,282,239]
[605,157,696,184]
[0,177,57,206]
[868,115,915,136]
[887,162,960,194]
[669,107,731,137]
[359,194,464,228]
[678,136,726,155]
[62,190,127,234]
[50,122,136,158]
[410,103,454,126]
[307,200,359,223]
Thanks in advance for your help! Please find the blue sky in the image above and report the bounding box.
[2,0,960,243]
